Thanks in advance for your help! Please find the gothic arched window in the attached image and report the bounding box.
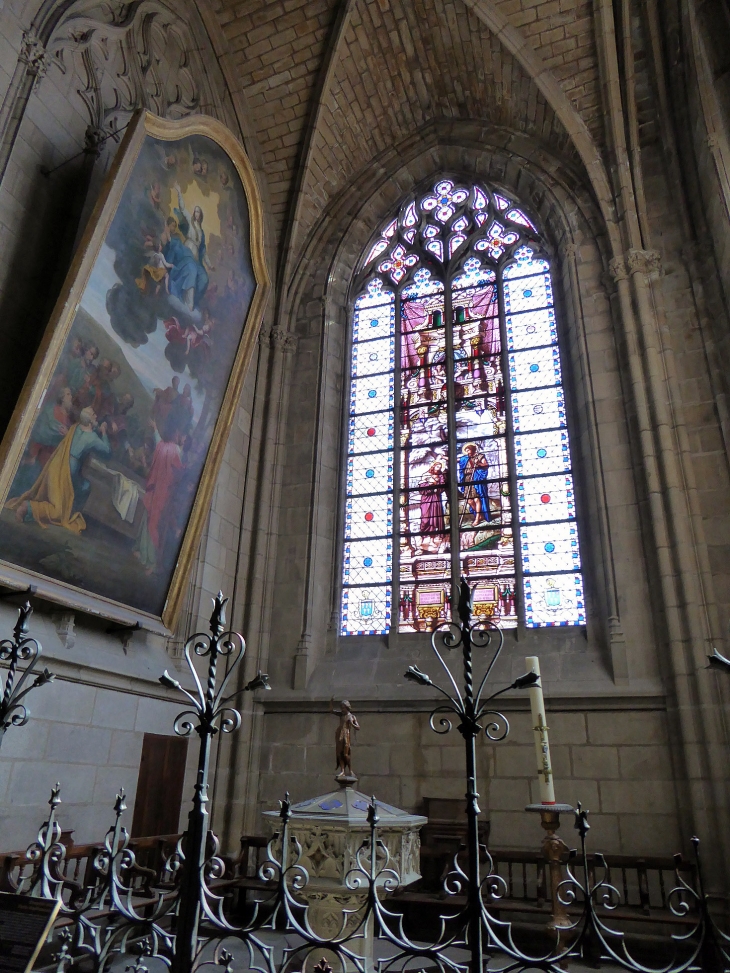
[340,178,585,635]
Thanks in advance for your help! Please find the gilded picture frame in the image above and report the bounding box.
[0,111,269,634]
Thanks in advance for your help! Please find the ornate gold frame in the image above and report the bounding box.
[0,111,270,634]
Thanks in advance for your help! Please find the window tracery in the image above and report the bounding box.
[341,178,585,636]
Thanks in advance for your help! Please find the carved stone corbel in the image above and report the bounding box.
[19,30,49,87]
[52,611,76,650]
[84,125,107,158]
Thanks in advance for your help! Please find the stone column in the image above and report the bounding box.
[611,247,730,884]
[0,29,48,189]
[212,323,297,847]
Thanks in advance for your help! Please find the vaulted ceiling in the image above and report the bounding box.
[215,0,606,286]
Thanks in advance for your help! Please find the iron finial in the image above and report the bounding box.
[210,592,228,636]
[114,789,127,816]
[574,801,590,838]
[280,792,291,821]
[13,600,32,642]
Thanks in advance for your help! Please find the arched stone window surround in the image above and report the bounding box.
[277,130,644,689]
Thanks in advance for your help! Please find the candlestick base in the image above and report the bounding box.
[526,802,574,966]
[525,802,574,815]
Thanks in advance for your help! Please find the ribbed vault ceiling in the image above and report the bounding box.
[216,0,603,283]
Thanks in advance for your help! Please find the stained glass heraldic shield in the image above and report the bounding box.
[341,178,584,635]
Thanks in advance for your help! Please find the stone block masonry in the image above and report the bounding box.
[257,701,679,858]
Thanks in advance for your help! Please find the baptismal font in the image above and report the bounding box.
[264,701,426,972]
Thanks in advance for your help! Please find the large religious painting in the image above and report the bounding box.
[0,112,268,632]
[341,179,584,636]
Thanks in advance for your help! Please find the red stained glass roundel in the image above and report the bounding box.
[364,512,374,522]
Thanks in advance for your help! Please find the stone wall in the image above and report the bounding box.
[257,701,679,857]
[0,603,201,851]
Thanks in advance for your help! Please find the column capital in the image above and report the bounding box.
[270,327,298,353]
[608,254,629,282]
[609,249,662,282]
[626,248,662,276]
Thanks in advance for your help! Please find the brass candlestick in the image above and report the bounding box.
[526,802,574,962]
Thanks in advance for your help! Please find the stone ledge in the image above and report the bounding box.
[262,693,667,714]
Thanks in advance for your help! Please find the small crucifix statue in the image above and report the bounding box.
[331,698,360,784]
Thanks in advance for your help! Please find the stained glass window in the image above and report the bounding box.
[341,179,585,634]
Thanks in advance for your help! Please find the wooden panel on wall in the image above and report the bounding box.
[131,732,188,837]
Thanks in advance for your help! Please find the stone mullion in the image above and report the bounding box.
[496,261,524,633]
[444,280,460,620]
[390,289,402,645]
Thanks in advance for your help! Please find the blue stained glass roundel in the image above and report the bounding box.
[364,557,373,566]
[537,448,547,458]
[544,543,555,553]
[366,469,375,478]
[368,389,377,398]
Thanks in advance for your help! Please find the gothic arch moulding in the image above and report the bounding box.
[276,134,650,689]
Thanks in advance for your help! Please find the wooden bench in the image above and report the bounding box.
[0,831,181,900]
[389,847,701,938]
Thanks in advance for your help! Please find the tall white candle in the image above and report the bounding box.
[525,656,556,804]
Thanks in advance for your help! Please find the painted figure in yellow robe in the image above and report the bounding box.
[8,407,111,533]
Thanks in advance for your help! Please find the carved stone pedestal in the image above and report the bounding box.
[265,785,426,972]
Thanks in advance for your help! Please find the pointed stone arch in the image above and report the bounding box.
[277,130,633,692]
[281,0,621,322]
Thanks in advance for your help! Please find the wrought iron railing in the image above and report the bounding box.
[1,589,728,972]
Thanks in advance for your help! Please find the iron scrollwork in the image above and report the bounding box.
[0,587,728,973]
[0,600,54,747]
